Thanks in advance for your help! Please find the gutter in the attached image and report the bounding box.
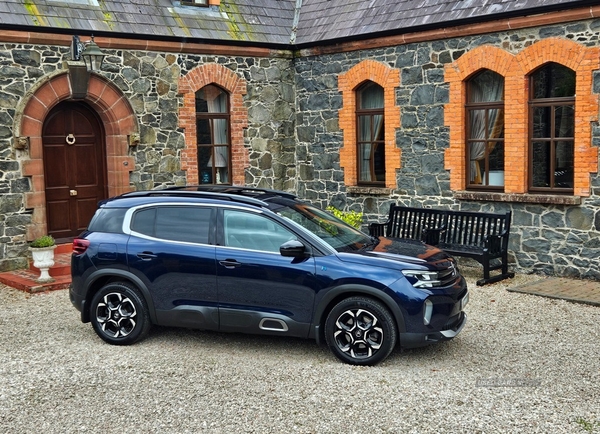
[289,0,302,45]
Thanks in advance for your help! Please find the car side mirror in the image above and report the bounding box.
[280,240,306,258]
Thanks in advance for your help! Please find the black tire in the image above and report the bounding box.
[89,282,151,345]
[324,296,397,366]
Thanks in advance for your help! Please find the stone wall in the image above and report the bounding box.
[0,45,56,270]
[241,57,296,191]
[293,19,600,279]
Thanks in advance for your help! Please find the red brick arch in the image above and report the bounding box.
[15,71,138,240]
[178,64,249,185]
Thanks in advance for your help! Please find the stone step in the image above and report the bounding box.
[0,243,73,293]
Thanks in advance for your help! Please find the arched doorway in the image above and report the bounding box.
[42,101,107,241]
[17,72,138,242]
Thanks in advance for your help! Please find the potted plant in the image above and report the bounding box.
[29,235,56,283]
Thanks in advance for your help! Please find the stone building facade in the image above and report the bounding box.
[0,39,297,271]
[294,19,600,279]
[1,4,600,281]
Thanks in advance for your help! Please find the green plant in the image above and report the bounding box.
[30,235,56,248]
[326,206,363,230]
[575,417,600,432]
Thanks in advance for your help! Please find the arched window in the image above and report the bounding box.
[357,82,385,185]
[196,84,231,184]
[466,70,505,189]
[529,63,575,192]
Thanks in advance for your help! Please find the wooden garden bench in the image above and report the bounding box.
[369,205,514,285]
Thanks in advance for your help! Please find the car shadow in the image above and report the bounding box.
[141,325,465,367]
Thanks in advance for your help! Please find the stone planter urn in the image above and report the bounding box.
[29,235,56,283]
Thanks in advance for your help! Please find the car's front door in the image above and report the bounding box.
[215,209,318,337]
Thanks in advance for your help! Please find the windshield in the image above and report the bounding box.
[274,202,375,252]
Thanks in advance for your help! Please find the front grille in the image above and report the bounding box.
[437,261,458,286]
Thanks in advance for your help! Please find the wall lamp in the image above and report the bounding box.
[71,35,106,72]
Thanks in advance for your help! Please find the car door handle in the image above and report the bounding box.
[137,252,157,260]
[219,259,242,269]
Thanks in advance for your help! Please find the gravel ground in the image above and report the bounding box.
[1,269,599,434]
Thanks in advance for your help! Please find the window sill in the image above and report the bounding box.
[454,191,581,205]
[347,186,392,196]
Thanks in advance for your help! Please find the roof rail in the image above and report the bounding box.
[162,185,298,200]
[119,189,269,207]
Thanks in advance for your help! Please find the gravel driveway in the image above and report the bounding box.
[1,270,599,433]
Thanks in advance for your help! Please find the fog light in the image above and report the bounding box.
[423,299,433,325]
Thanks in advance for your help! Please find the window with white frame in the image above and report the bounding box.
[180,0,208,7]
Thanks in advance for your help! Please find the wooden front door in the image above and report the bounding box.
[42,101,107,241]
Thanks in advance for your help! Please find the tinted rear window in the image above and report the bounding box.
[132,206,212,244]
[88,208,127,233]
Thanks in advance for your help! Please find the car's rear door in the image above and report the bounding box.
[215,208,319,337]
[126,204,219,330]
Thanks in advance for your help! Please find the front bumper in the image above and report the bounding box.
[399,311,467,349]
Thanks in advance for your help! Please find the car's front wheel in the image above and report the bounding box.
[89,282,151,345]
[324,296,397,366]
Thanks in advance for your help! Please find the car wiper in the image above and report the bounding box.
[358,236,380,251]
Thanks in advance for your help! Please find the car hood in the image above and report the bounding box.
[337,236,454,271]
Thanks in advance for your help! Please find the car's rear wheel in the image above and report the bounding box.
[90,282,150,345]
[324,296,397,366]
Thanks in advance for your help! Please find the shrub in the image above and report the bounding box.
[326,206,363,230]
[30,235,56,248]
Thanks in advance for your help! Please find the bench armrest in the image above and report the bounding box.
[369,222,388,237]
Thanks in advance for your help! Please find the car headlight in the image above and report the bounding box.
[401,270,441,289]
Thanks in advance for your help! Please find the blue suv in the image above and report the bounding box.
[70,186,468,365]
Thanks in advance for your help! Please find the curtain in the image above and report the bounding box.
[206,87,229,183]
[359,84,384,182]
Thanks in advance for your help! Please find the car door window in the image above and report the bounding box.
[223,210,296,253]
[132,206,211,244]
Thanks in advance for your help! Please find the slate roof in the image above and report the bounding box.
[0,0,593,48]
[294,0,593,46]
[0,0,297,45]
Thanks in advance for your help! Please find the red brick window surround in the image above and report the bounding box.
[339,60,401,189]
[445,38,599,197]
[179,64,248,186]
